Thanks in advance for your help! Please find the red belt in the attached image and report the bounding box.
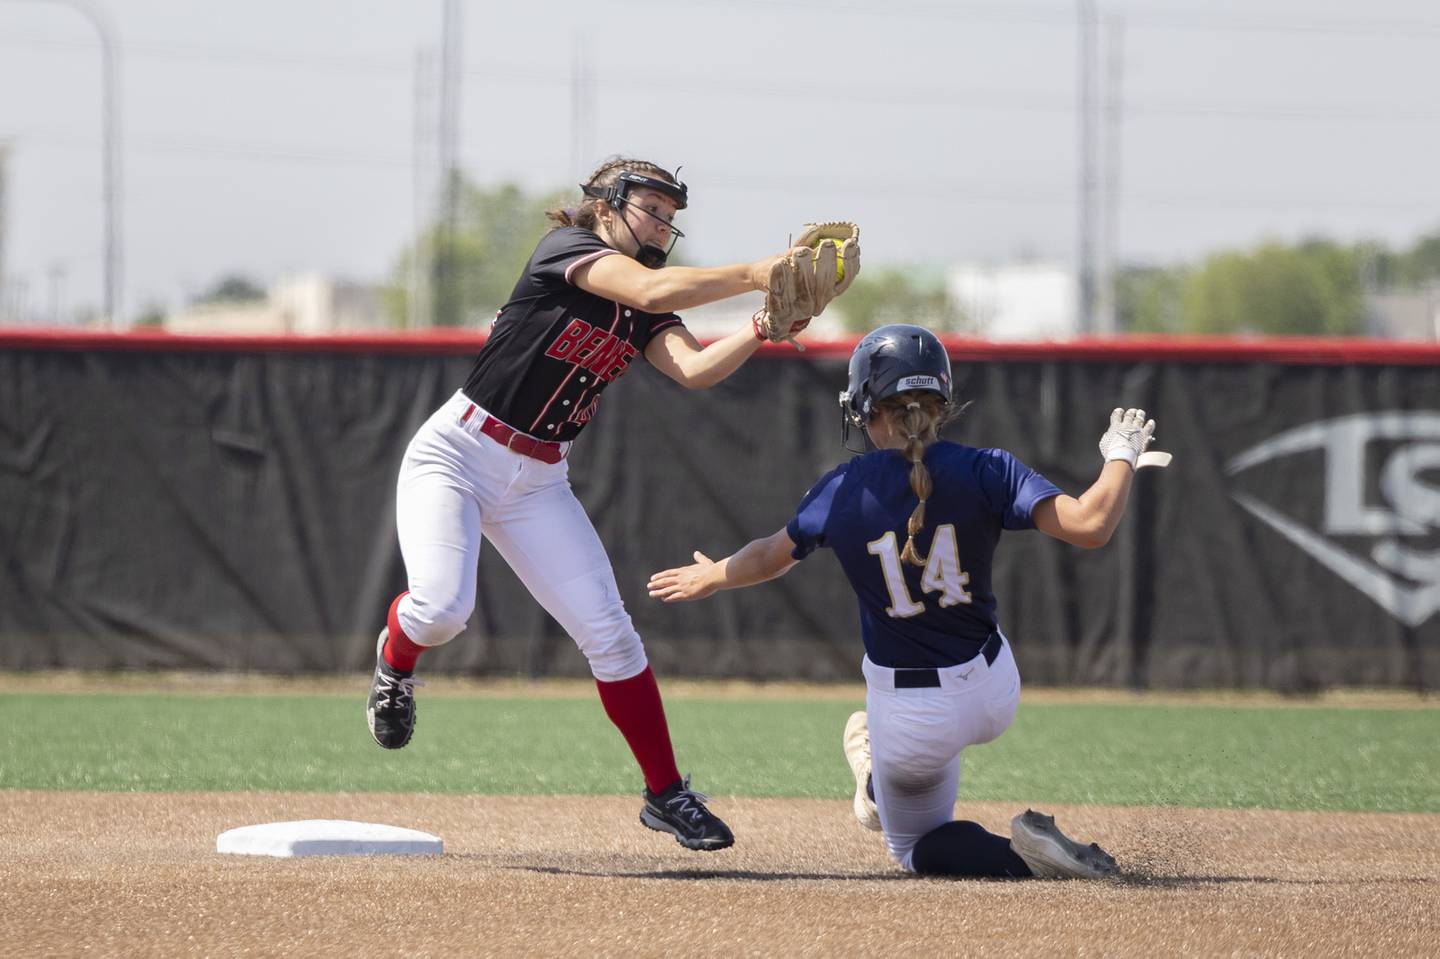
[462,404,565,464]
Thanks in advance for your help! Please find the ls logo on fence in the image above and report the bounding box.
[1226,412,1440,627]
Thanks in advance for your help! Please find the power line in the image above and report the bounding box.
[13,128,1437,212]
[1110,8,1440,39]
[23,132,1430,214]
[575,74,1440,123]
[5,35,1436,123]
[0,34,412,72]
[698,174,1440,215]
[11,3,1440,42]
[15,128,412,168]
[689,0,1440,38]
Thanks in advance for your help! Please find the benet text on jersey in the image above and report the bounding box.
[544,316,640,383]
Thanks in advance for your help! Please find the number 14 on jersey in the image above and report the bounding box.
[867,525,973,617]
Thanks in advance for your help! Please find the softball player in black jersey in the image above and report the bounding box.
[367,156,827,851]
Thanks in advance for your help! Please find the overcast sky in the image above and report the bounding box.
[2,0,1439,322]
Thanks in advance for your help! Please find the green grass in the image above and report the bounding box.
[2,692,1436,813]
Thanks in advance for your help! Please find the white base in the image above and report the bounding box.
[216,820,443,858]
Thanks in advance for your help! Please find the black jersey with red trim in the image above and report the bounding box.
[461,226,684,442]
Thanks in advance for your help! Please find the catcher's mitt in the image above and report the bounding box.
[794,221,861,315]
[753,221,862,347]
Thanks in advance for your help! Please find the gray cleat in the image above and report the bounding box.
[1010,809,1120,879]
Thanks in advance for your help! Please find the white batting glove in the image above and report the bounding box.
[1098,407,1157,468]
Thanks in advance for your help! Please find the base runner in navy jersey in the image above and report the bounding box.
[367,156,859,852]
[648,324,1169,877]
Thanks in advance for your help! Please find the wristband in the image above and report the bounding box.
[751,309,767,342]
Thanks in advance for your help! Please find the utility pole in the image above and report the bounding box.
[7,0,123,326]
[0,143,9,318]
[1076,0,1099,336]
[570,34,594,178]
[48,263,67,325]
[432,0,464,327]
[95,0,120,327]
[410,48,438,330]
[1097,15,1125,335]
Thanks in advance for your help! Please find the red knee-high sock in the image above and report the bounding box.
[383,591,426,673]
[594,666,681,795]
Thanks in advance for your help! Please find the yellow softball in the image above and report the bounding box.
[813,238,845,282]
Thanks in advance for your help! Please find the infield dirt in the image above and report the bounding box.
[5,791,1437,957]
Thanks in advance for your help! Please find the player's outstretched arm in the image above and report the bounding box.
[647,528,798,602]
[1032,462,1134,549]
[644,323,764,390]
[574,249,784,314]
[1032,408,1165,549]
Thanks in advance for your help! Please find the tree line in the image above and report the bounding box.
[840,236,1440,336]
[187,175,1440,337]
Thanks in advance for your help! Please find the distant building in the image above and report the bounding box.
[1365,286,1440,340]
[947,262,1078,340]
[165,274,386,335]
[161,278,816,341]
[670,292,847,340]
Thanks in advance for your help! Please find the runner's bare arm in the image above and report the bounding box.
[647,528,797,602]
[1031,461,1135,548]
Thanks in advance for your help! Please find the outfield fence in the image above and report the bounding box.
[2,331,1437,689]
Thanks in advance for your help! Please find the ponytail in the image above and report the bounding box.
[876,393,948,567]
[898,401,934,566]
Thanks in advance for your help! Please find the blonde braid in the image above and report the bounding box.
[852,391,944,564]
[898,397,933,564]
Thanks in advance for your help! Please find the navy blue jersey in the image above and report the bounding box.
[462,227,684,442]
[786,441,1062,668]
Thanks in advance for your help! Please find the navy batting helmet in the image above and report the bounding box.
[839,324,952,449]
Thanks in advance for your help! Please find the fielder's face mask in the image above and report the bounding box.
[838,324,953,453]
[582,170,689,268]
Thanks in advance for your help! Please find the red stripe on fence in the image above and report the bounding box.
[2,328,1439,365]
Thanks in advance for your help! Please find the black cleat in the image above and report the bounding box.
[640,775,735,851]
[367,629,420,749]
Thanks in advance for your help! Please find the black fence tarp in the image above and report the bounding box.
[2,334,1437,689]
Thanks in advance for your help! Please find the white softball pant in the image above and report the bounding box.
[863,634,1022,872]
[392,391,648,682]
